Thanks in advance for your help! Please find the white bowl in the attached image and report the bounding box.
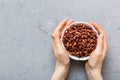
[61,21,98,61]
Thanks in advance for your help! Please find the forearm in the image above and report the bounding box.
[51,64,70,80]
[86,67,103,80]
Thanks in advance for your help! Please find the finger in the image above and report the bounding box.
[52,41,60,58]
[89,21,107,55]
[51,33,63,51]
[89,34,103,60]
[95,34,104,55]
[102,34,108,58]
[60,19,74,38]
[60,19,74,32]
[66,19,74,26]
[51,34,59,56]
[52,42,56,53]
[90,21,107,42]
[55,19,67,36]
[89,21,104,34]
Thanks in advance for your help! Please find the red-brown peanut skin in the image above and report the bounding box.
[62,23,97,58]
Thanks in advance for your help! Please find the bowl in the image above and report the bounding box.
[61,21,98,61]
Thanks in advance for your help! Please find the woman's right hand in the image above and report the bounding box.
[85,22,107,80]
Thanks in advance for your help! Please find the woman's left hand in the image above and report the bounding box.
[51,19,73,80]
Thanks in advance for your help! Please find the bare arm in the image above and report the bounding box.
[51,19,73,80]
[51,64,69,80]
[85,22,107,80]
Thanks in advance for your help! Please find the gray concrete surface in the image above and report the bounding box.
[0,0,120,80]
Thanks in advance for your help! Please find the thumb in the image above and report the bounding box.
[95,34,103,55]
[51,33,63,50]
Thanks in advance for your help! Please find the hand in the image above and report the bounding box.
[51,19,74,80]
[85,22,107,80]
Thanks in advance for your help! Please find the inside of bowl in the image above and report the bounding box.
[60,21,98,61]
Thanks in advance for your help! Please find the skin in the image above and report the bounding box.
[51,19,107,80]
[51,19,73,80]
[85,21,107,80]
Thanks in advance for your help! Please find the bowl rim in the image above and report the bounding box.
[60,21,98,61]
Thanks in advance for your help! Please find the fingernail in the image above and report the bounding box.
[89,21,93,23]
[51,33,55,39]
[99,34,103,39]
[90,21,92,22]
[64,18,67,21]
[71,18,74,21]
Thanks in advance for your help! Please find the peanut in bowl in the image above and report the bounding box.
[61,21,98,61]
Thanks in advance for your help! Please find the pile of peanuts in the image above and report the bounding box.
[62,23,97,58]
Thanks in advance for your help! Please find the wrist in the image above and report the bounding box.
[56,61,70,69]
[86,66,103,80]
[55,63,70,77]
[51,63,70,80]
[55,64,70,74]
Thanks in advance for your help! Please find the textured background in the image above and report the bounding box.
[0,0,120,80]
